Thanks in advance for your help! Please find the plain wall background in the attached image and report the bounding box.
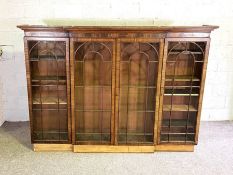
[0,0,233,125]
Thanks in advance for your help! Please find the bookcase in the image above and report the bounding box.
[18,25,218,152]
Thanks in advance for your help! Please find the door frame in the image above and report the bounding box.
[70,38,116,145]
[24,37,71,143]
[115,38,164,145]
[157,37,210,145]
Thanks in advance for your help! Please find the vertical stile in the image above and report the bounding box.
[70,38,76,144]
[66,38,71,143]
[24,38,34,142]
[114,39,120,145]
[111,40,116,145]
[185,50,196,143]
[195,39,210,143]
[154,39,164,145]
[157,39,168,144]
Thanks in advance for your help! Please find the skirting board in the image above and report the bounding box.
[33,144,194,152]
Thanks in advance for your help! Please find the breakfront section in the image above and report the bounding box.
[71,37,163,152]
[18,25,218,152]
[158,38,210,147]
[24,36,71,146]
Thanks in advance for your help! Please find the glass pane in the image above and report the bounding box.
[28,40,68,143]
[74,41,113,144]
[160,41,206,144]
[118,42,160,145]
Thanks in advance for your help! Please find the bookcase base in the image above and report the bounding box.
[33,144,194,152]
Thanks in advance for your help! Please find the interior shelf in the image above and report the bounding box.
[118,133,154,144]
[32,76,66,82]
[118,110,155,112]
[165,75,200,82]
[163,105,197,111]
[160,132,195,135]
[168,50,203,55]
[75,85,111,88]
[120,86,156,89]
[30,55,65,61]
[33,97,67,105]
[164,88,199,96]
[165,86,200,88]
[161,119,195,127]
[33,131,68,141]
[160,134,195,143]
[75,109,112,112]
[76,133,111,143]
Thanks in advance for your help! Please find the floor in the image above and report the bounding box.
[0,122,233,175]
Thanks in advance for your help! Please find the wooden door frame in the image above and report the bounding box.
[24,37,71,143]
[157,37,211,145]
[70,38,116,145]
[115,38,164,146]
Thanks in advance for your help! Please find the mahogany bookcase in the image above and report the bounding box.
[18,25,218,152]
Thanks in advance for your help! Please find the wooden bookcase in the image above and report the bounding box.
[18,25,218,152]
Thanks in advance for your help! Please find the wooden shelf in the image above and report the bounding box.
[168,50,203,55]
[160,132,195,135]
[75,109,112,112]
[165,86,200,88]
[118,110,155,113]
[165,75,200,82]
[33,97,67,104]
[30,55,65,61]
[120,86,156,89]
[164,88,199,96]
[163,105,197,111]
[33,131,68,142]
[118,133,154,144]
[32,76,66,82]
[160,134,195,143]
[75,85,111,88]
[76,133,111,143]
[164,94,199,96]
[162,119,195,127]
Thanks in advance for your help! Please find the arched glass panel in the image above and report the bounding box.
[118,42,160,144]
[74,41,113,144]
[160,41,206,143]
[28,40,68,142]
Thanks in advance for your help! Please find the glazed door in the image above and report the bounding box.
[71,38,115,145]
[25,37,71,143]
[158,38,210,144]
[115,39,163,145]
